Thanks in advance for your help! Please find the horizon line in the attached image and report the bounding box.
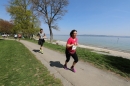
[45,34,130,37]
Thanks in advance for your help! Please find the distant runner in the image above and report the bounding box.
[14,34,17,40]
[18,34,22,41]
[64,30,78,73]
[37,29,46,54]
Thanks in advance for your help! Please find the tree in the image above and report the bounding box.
[7,0,40,37]
[31,0,68,42]
[0,19,13,34]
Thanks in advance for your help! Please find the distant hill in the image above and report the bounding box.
[78,34,130,38]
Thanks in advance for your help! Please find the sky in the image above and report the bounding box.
[0,0,130,36]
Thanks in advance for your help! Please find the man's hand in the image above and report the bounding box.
[43,36,46,39]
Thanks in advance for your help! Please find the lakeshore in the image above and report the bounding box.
[55,40,130,60]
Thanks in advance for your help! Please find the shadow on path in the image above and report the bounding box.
[50,61,63,68]
[33,49,40,53]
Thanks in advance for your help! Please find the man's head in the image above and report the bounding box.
[40,29,43,33]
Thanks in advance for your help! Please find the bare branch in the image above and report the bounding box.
[31,0,68,42]
[51,24,59,30]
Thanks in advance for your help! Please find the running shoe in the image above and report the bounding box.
[64,65,68,70]
[41,50,43,54]
[71,67,76,73]
[40,49,42,53]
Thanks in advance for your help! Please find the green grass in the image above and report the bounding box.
[25,39,130,78]
[0,40,62,86]
[0,36,2,38]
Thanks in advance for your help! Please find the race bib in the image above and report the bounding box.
[72,45,77,50]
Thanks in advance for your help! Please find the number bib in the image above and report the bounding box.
[72,45,77,50]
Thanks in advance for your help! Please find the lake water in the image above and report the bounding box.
[47,35,130,53]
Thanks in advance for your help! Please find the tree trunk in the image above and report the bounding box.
[49,25,53,42]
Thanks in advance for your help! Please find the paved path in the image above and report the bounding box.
[20,40,130,86]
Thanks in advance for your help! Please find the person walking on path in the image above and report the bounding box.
[37,29,46,54]
[14,34,17,40]
[64,30,78,73]
[18,33,22,41]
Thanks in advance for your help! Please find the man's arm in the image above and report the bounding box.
[43,33,47,39]
[37,33,40,39]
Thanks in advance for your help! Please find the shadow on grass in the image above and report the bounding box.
[103,55,130,77]
[33,49,40,52]
[50,61,63,68]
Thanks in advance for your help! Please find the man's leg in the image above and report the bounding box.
[40,44,42,52]
[40,40,44,54]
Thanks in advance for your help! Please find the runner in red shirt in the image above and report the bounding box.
[64,30,78,73]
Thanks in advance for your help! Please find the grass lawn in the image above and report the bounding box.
[0,40,62,86]
[26,39,130,78]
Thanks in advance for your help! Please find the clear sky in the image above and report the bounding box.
[0,0,130,36]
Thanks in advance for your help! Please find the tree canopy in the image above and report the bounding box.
[7,0,40,36]
[0,19,13,34]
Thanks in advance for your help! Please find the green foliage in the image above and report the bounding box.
[7,0,40,35]
[0,19,13,33]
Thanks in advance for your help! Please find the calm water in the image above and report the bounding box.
[47,35,130,52]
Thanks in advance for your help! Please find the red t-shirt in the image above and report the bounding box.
[66,37,78,54]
